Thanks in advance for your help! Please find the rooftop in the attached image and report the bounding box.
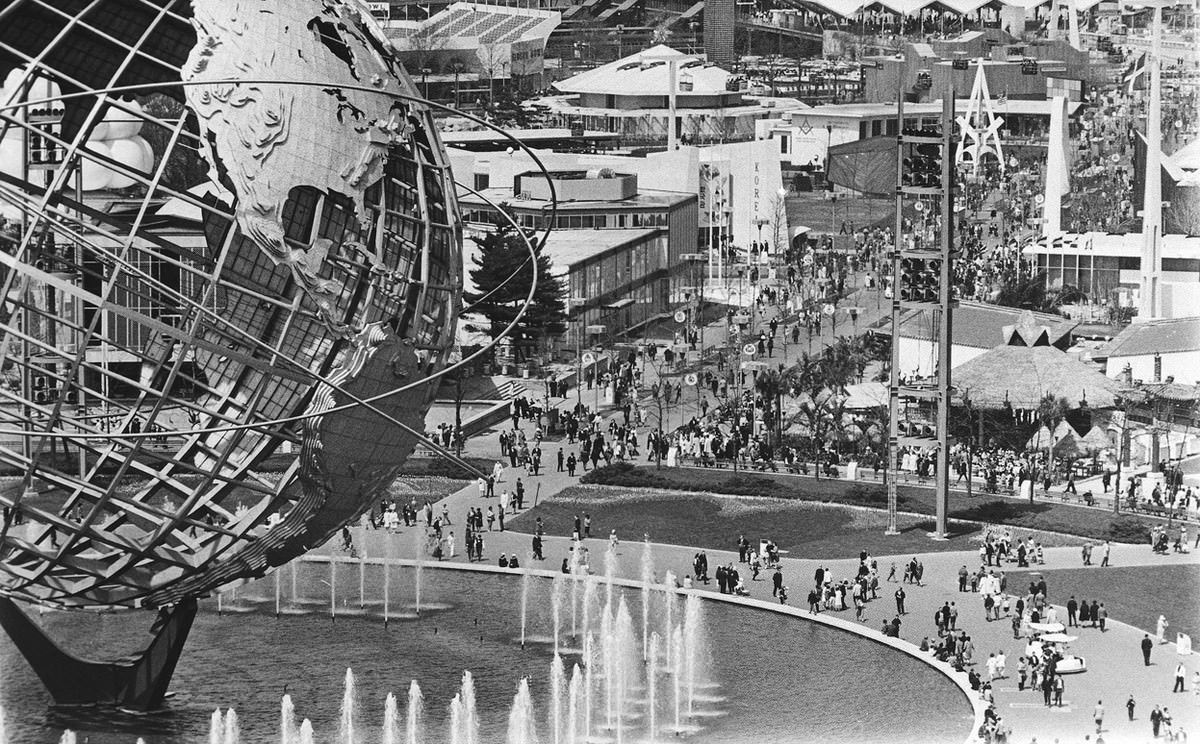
[952,344,1122,410]
[554,44,731,97]
[539,228,662,271]
[458,185,695,211]
[879,301,1078,349]
[781,98,1083,121]
[1022,232,1200,258]
[385,2,558,48]
[1100,317,1200,359]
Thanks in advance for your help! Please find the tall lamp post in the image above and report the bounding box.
[569,297,589,409]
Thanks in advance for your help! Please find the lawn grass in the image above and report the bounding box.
[1007,565,1200,641]
[511,485,1085,561]
[580,463,1159,544]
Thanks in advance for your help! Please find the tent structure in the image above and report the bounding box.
[1052,430,1088,458]
[1079,425,1111,452]
[1025,419,1074,451]
[952,344,1123,410]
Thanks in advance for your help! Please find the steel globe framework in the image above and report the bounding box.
[0,0,468,617]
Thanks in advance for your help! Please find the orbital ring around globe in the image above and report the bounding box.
[0,176,533,475]
[0,78,551,449]
[0,26,561,610]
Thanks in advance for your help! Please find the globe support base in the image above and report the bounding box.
[0,597,197,711]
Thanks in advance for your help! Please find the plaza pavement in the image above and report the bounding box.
[316,268,1200,744]
[326,400,1199,742]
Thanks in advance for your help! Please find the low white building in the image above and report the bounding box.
[881,302,1078,378]
[1021,232,1200,318]
[1097,316,1200,387]
[756,98,1083,173]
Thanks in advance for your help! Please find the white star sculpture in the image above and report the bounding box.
[956,61,1006,175]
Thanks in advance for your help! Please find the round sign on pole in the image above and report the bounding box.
[684,372,699,386]
[582,352,595,365]
[913,201,925,212]
[673,310,687,323]
[822,303,836,316]
[1110,154,1120,164]
[1034,194,1045,205]
[742,343,758,356]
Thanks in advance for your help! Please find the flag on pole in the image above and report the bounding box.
[997,91,1008,105]
[1124,53,1147,94]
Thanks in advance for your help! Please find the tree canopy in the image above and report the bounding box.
[465,224,566,358]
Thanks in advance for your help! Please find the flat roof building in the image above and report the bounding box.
[458,169,699,343]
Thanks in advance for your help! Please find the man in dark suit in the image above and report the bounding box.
[1067,596,1079,627]
[1142,634,1154,665]
[772,567,784,597]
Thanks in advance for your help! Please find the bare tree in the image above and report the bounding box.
[405,25,449,75]
[476,43,509,104]
[1166,189,1200,236]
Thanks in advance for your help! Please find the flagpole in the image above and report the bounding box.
[1137,1,1167,320]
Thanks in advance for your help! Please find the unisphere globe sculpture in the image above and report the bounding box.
[0,0,462,706]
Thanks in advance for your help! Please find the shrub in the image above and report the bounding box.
[400,457,493,480]
[1105,517,1151,544]
[581,462,667,488]
[843,484,889,507]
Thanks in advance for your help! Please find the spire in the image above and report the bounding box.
[955,61,1005,176]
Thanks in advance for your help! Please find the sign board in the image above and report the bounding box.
[673,310,687,323]
[684,373,699,386]
[742,343,758,356]
[582,353,596,364]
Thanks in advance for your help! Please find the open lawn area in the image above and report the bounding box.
[1008,564,1200,641]
[511,485,1086,561]
[580,463,1163,544]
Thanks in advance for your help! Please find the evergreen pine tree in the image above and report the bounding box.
[466,224,566,361]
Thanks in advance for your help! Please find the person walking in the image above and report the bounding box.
[1094,700,1104,734]
[1067,596,1078,627]
[772,567,783,598]
[1175,662,1187,693]
[1053,675,1065,707]
[895,586,906,615]
[1151,705,1163,738]
[1127,694,1136,721]
[1100,540,1111,567]
[1142,634,1154,666]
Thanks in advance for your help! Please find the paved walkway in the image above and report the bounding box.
[318,270,1200,744]
[328,432,1200,744]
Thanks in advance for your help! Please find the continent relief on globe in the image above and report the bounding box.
[183,0,418,332]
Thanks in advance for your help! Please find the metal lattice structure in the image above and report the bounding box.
[0,0,463,609]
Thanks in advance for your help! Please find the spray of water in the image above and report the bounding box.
[549,653,565,744]
[382,692,401,744]
[647,632,660,741]
[448,694,464,744]
[519,570,531,648]
[551,573,566,657]
[280,694,298,744]
[459,671,479,744]
[640,539,654,662]
[339,668,358,744]
[505,677,537,744]
[406,680,424,744]
[223,708,240,744]
[210,709,224,744]
[298,719,315,744]
[566,664,583,744]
